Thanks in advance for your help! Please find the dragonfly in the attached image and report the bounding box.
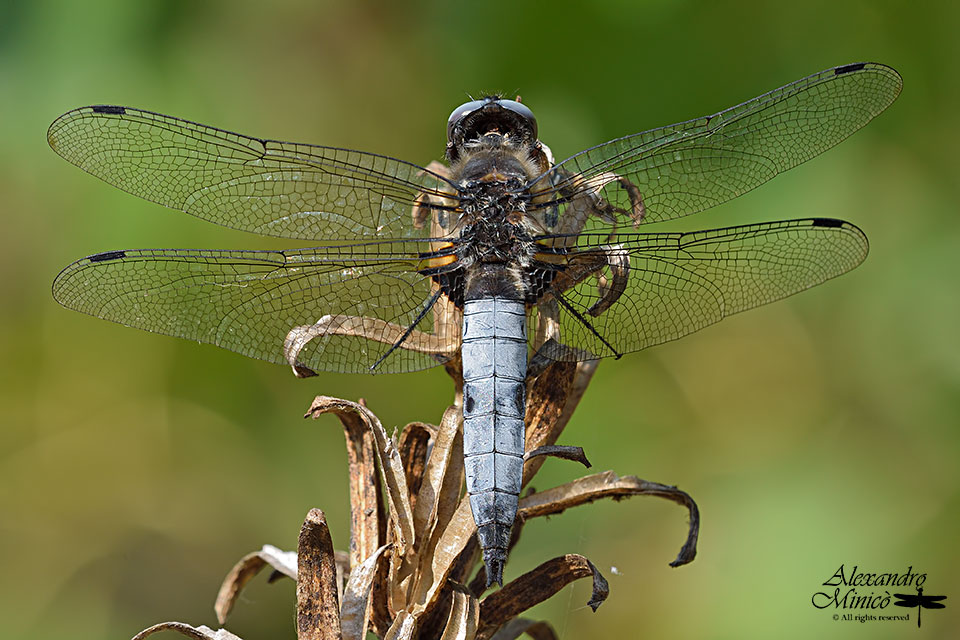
[50,62,901,587]
[893,587,947,628]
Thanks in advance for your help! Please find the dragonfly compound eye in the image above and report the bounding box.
[446,97,539,161]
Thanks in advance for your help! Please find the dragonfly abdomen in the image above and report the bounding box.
[461,296,526,587]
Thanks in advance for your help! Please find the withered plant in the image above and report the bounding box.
[132,356,699,640]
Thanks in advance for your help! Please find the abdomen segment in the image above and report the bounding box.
[461,297,526,587]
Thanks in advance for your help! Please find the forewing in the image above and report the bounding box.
[532,219,868,361]
[53,242,455,374]
[47,106,457,241]
[533,63,901,231]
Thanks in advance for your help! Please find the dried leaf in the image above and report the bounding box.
[262,544,299,578]
[412,406,462,542]
[340,543,391,640]
[370,566,393,638]
[443,354,464,405]
[556,362,598,436]
[518,471,699,566]
[467,566,487,599]
[304,396,385,571]
[522,361,576,486]
[398,422,434,509]
[305,396,414,556]
[387,545,409,625]
[262,550,349,585]
[438,584,479,640]
[132,622,243,640]
[296,509,341,640]
[384,611,417,640]
[417,586,455,640]
[285,316,456,378]
[407,497,476,615]
[366,546,393,639]
[523,445,591,468]
[522,361,599,479]
[489,618,557,640]
[447,535,480,587]
[477,555,608,640]
[215,545,297,623]
[402,408,468,622]
[335,549,351,600]
[421,533,481,638]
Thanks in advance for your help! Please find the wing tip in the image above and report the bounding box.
[832,62,903,99]
[48,105,126,153]
[810,217,869,259]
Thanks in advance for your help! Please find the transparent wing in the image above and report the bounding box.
[47,106,458,241]
[52,242,457,374]
[532,63,901,230]
[532,218,868,361]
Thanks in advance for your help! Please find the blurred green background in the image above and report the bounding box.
[1,1,957,638]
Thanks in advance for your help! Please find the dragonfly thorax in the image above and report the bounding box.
[451,134,541,184]
[450,135,544,232]
[458,212,534,264]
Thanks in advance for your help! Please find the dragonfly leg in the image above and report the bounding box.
[535,245,632,318]
[528,337,598,377]
[412,160,460,236]
[586,245,630,316]
[369,289,444,370]
[542,166,646,241]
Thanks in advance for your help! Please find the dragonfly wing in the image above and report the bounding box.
[47,106,457,241]
[53,242,457,374]
[531,218,868,361]
[533,63,901,232]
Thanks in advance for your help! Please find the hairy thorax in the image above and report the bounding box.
[446,135,548,301]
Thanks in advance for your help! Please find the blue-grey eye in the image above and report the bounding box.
[447,99,487,141]
[446,97,538,144]
[495,99,537,140]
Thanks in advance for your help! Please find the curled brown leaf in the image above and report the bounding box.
[523,361,576,480]
[523,445,591,469]
[555,361,599,437]
[132,622,243,640]
[412,406,463,544]
[284,316,456,378]
[489,618,557,640]
[407,497,476,616]
[304,396,385,570]
[305,396,414,555]
[384,611,418,640]
[215,545,297,623]
[398,422,434,509]
[438,584,479,640]
[518,471,699,566]
[340,543,391,640]
[477,555,608,640]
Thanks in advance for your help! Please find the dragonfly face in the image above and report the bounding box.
[445,96,540,163]
[49,62,901,587]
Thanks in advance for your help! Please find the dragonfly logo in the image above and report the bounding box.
[893,588,947,628]
[811,564,947,628]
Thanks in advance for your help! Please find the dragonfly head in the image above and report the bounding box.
[446,96,539,162]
